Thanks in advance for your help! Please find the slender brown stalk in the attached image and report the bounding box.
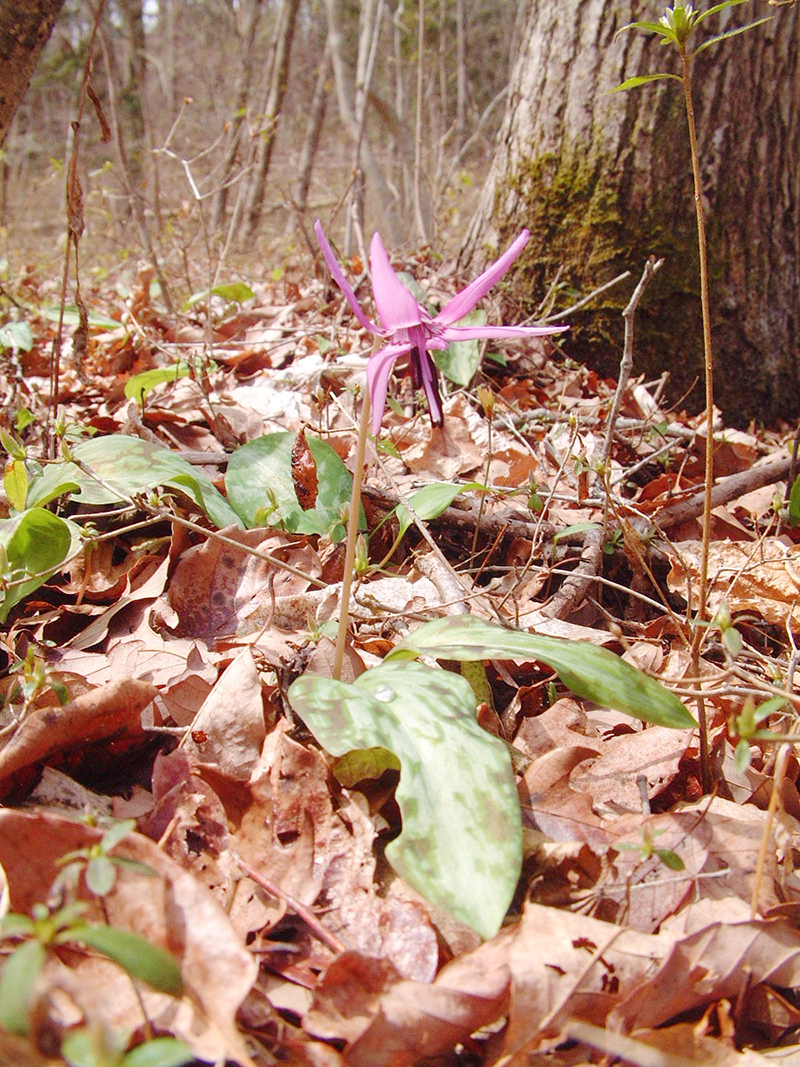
[333,393,371,680]
[681,47,714,793]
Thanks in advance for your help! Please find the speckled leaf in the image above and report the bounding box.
[288,660,521,938]
[386,615,696,730]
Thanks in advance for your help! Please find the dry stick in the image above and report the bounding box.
[48,0,106,458]
[653,452,792,530]
[333,392,372,681]
[601,257,664,468]
[681,46,715,794]
[234,853,345,954]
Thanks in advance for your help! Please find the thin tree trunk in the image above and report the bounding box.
[455,0,467,150]
[0,0,66,148]
[117,0,147,195]
[460,0,800,426]
[293,44,331,217]
[210,0,265,234]
[239,0,301,243]
[323,0,403,245]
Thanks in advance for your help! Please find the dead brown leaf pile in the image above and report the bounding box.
[2,251,800,1066]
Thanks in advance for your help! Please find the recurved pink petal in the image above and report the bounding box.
[370,232,425,332]
[315,220,379,334]
[436,229,531,327]
[366,341,414,434]
[440,323,569,342]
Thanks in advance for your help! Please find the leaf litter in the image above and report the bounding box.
[3,251,800,1065]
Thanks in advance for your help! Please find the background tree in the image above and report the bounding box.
[0,0,66,148]
[459,0,800,426]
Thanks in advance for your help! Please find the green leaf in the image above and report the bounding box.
[66,925,183,996]
[696,0,753,24]
[655,848,685,871]
[25,436,241,530]
[0,914,36,937]
[386,615,696,730]
[396,272,432,310]
[124,362,193,403]
[616,19,679,44]
[553,521,600,545]
[225,431,360,537]
[289,660,522,938]
[210,281,254,304]
[0,322,33,352]
[433,310,487,386]
[124,1038,195,1067]
[608,73,683,93]
[39,305,121,329]
[61,1026,121,1067]
[691,17,773,56]
[789,475,800,526]
[333,747,401,786]
[0,939,46,1035]
[183,281,254,309]
[395,481,484,538]
[0,508,76,622]
[3,459,29,511]
[85,855,117,897]
[100,819,137,852]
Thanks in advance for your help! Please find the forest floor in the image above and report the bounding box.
[2,245,800,1067]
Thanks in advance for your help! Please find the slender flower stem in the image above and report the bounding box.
[333,391,371,681]
[681,48,714,793]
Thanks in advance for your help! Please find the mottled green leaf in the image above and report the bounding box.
[386,615,695,730]
[25,435,240,530]
[289,660,522,938]
[0,321,33,352]
[39,305,121,329]
[434,310,487,386]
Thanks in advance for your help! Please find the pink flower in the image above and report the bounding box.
[315,220,568,434]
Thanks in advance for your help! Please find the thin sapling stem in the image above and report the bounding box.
[333,390,371,681]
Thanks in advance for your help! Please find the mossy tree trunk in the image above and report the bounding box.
[460,0,800,426]
[0,0,66,149]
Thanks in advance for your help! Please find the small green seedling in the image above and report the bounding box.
[729,695,790,772]
[61,1024,192,1067]
[0,901,183,1036]
[55,818,156,898]
[617,826,685,871]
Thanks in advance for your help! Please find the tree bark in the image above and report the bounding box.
[460,1,800,426]
[239,0,301,243]
[0,0,66,149]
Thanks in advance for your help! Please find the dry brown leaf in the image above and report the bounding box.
[570,725,694,816]
[182,647,266,780]
[610,917,800,1033]
[307,926,515,1066]
[160,526,321,640]
[519,746,609,847]
[0,678,156,792]
[667,538,800,625]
